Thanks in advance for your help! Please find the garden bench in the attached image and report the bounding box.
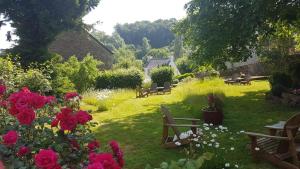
[149,83,158,95]
[160,106,202,148]
[162,82,171,94]
[136,86,149,98]
[245,113,300,169]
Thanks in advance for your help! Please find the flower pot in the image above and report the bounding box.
[202,109,223,125]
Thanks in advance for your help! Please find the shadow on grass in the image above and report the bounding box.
[93,88,299,169]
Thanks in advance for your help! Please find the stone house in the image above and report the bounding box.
[48,29,113,69]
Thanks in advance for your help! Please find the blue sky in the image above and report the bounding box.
[0,0,189,49]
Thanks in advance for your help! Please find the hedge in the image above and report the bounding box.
[150,66,174,86]
[95,68,143,89]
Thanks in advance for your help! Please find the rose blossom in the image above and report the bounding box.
[88,140,100,152]
[17,146,30,156]
[16,108,36,125]
[110,141,124,167]
[64,92,81,100]
[35,149,60,169]
[87,162,104,169]
[76,110,92,125]
[2,130,18,146]
[88,153,121,169]
[0,85,6,95]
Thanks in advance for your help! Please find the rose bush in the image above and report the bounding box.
[0,86,124,169]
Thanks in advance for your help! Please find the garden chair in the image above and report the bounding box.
[240,74,251,85]
[149,83,158,95]
[245,113,300,169]
[160,106,202,148]
[136,86,149,98]
[163,82,171,94]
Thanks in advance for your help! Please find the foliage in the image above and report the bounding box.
[269,72,293,97]
[0,0,100,65]
[49,55,101,94]
[136,37,152,60]
[0,87,124,168]
[175,73,194,81]
[18,69,52,94]
[96,68,143,89]
[150,66,174,86]
[115,19,177,48]
[92,31,126,51]
[177,0,300,66]
[145,152,213,169]
[176,56,196,74]
[146,48,170,59]
[113,47,143,70]
[173,35,184,59]
[289,63,300,88]
[195,65,220,78]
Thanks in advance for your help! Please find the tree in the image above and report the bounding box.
[92,31,126,51]
[177,0,300,66]
[113,47,143,70]
[174,35,184,59]
[146,48,170,59]
[136,37,152,60]
[0,0,100,66]
[115,19,177,48]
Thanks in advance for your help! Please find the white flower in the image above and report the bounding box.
[210,139,215,142]
[230,147,235,151]
[203,123,209,126]
[255,147,260,151]
[235,164,239,168]
[240,130,245,133]
[211,134,217,138]
[175,142,181,146]
[215,144,220,148]
[209,123,213,126]
[208,143,212,147]
[204,127,209,130]
[193,138,199,142]
[196,144,201,147]
[230,137,234,140]
[225,163,230,167]
[203,141,207,144]
[193,134,197,137]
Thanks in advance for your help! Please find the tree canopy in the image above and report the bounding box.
[177,0,300,66]
[0,0,100,65]
[115,19,177,48]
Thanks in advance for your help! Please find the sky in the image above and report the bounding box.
[0,0,189,49]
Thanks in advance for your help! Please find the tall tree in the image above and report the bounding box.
[174,35,184,59]
[115,19,177,48]
[92,31,125,51]
[0,0,100,65]
[177,0,300,66]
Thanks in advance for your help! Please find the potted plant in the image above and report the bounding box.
[202,93,224,125]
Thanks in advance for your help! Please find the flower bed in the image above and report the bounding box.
[0,86,124,169]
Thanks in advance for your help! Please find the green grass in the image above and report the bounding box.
[81,78,298,169]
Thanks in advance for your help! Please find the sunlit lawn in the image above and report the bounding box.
[81,78,298,169]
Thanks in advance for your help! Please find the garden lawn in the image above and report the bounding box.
[81,78,299,169]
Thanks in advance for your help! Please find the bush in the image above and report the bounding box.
[96,68,143,89]
[18,69,52,93]
[175,73,194,81]
[271,84,287,97]
[289,63,300,88]
[0,87,124,168]
[175,56,195,74]
[269,72,293,89]
[150,66,174,86]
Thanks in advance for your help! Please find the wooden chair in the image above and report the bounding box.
[245,113,300,169]
[136,86,149,98]
[224,73,239,84]
[163,82,171,94]
[240,74,251,85]
[149,83,158,95]
[160,106,201,148]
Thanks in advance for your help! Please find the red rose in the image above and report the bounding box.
[35,149,60,169]
[28,93,46,109]
[45,96,56,105]
[87,162,104,169]
[21,87,30,93]
[109,141,124,167]
[88,140,100,152]
[76,110,92,125]
[2,130,18,146]
[88,153,120,169]
[64,92,81,100]
[59,114,77,131]
[17,146,30,156]
[16,108,36,125]
[0,100,8,108]
[51,118,59,128]
[0,85,6,95]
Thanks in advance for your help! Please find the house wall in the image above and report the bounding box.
[48,30,113,69]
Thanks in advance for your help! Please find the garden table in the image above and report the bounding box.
[157,87,164,93]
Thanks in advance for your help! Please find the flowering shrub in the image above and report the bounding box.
[0,86,124,168]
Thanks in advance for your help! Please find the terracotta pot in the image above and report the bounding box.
[202,109,223,125]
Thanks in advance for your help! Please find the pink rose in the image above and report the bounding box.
[76,110,92,125]
[16,108,36,125]
[35,149,60,169]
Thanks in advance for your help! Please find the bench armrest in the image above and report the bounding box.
[245,132,290,140]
